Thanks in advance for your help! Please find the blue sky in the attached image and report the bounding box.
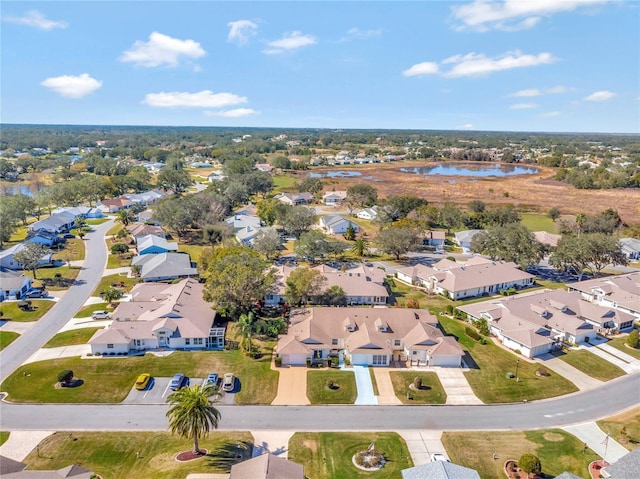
[2,1,638,133]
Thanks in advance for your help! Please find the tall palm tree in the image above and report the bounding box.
[166,383,221,454]
[116,208,135,226]
[238,312,256,353]
[351,238,370,258]
[575,212,586,237]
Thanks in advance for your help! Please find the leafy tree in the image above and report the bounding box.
[285,268,327,305]
[0,200,19,247]
[344,223,356,241]
[295,230,331,262]
[320,285,347,306]
[14,243,51,279]
[484,205,520,227]
[102,288,122,306]
[116,208,135,226]
[297,177,323,194]
[201,222,234,246]
[110,243,129,254]
[280,206,316,238]
[550,233,627,278]
[468,200,486,214]
[201,246,275,318]
[270,155,291,169]
[157,167,193,194]
[518,453,542,478]
[152,198,192,237]
[346,183,378,208]
[241,170,273,198]
[223,180,249,206]
[3,194,35,226]
[166,384,221,455]
[57,369,74,385]
[548,207,561,222]
[375,226,421,260]
[351,238,370,258]
[238,312,258,353]
[471,223,543,269]
[627,329,639,349]
[253,228,282,259]
[377,195,427,223]
[256,198,285,226]
[439,203,464,234]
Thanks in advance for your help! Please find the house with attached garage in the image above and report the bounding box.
[422,230,446,250]
[136,234,178,255]
[568,272,640,322]
[619,237,640,260]
[322,190,347,205]
[356,206,379,221]
[0,269,32,301]
[318,215,359,235]
[274,192,314,206]
[457,289,635,358]
[396,256,535,300]
[29,212,75,235]
[276,307,464,367]
[0,243,53,270]
[97,197,132,213]
[131,252,197,282]
[88,279,224,355]
[52,206,103,219]
[453,229,484,253]
[126,223,165,240]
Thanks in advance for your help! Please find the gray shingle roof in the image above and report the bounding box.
[401,461,481,479]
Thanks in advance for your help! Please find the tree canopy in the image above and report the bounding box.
[471,223,543,269]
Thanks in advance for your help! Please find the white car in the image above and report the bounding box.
[92,310,111,320]
[431,453,450,462]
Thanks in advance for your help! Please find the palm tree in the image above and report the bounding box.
[238,312,255,353]
[166,383,221,454]
[116,208,135,227]
[575,212,586,237]
[351,238,370,258]
[101,288,121,307]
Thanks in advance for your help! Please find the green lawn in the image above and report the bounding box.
[23,431,253,479]
[606,335,640,360]
[92,273,139,297]
[442,429,600,479]
[178,244,208,264]
[106,252,133,269]
[0,300,56,322]
[597,407,640,451]
[53,238,85,262]
[288,432,413,479]
[43,328,102,348]
[106,222,124,237]
[520,212,559,233]
[555,349,626,381]
[0,431,9,446]
[369,367,379,396]
[439,316,578,403]
[32,265,81,291]
[389,371,447,404]
[85,218,110,225]
[272,174,298,192]
[1,349,278,404]
[0,331,20,350]
[307,370,357,404]
[74,303,115,318]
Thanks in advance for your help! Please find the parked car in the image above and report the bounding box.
[431,453,450,462]
[222,373,235,392]
[204,372,219,388]
[134,373,151,390]
[170,373,187,390]
[63,233,76,239]
[25,289,47,298]
[91,310,111,320]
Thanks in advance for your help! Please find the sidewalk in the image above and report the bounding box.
[398,430,447,466]
[0,431,53,461]
[23,344,90,365]
[350,365,378,405]
[563,422,629,463]
[580,343,640,374]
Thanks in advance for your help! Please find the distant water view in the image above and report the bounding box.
[1,185,35,196]
[400,163,540,177]
[310,171,363,178]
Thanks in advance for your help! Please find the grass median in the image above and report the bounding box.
[606,335,640,360]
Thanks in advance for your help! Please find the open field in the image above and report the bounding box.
[1,349,278,404]
[555,349,626,381]
[389,371,446,404]
[43,327,102,348]
[23,431,253,479]
[442,429,600,479]
[288,432,413,479]
[0,300,56,322]
[597,407,640,451]
[307,370,357,404]
[294,161,640,225]
[0,331,20,350]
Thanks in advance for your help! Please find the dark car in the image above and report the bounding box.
[169,373,187,390]
[25,289,47,298]
[63,233,76,239]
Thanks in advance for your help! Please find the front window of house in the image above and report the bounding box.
[107,344,114,349]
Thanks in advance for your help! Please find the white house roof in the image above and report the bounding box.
[454,230,483,244]
[401,461,481,479]
[131,253,196,280]
[225,214,262,231]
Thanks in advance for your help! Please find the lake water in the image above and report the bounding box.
[2,185,35,196]
[400,163,539,177]
[310,171,362,178]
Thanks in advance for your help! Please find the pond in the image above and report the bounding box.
[400,163,539,177]
[310,171,362,178]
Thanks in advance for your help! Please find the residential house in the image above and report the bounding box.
[131,253,197,282]
[126,224,165,239]
[423,230,446,250]
[123,190,166,206]
[319,215,359,235]
[255,163,274,173]
[533,231,562,248]
[52,206,103,219]
[207,172,227,182]
[601,447,640,478]
[0,269,32,301]
[619,237,640,260]
[322,190,347,205]
[136,209,160,225]
[236,225,277,247]
[226,214,262,232]
[568,272,640,322]
[402,462,481,479]
[275,192,314,206]
[457,289,635,358]
[229,453,304,479]
[277,307,464,367]
[136,234,178,255]
[89,279,224,355]
[25,229,63,247]
[356,206,379,221]
[265,264,388,306]
[97,197,132,213]
[29,212,75,235]
[0,243,53,270]
[396,256,535,300]
[453,229,484,253]
[0,455,94,478]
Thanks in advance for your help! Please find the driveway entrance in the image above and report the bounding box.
[271,366,310,405]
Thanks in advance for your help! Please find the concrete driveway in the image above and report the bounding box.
[398,430,447,466]
[434,368,483,405]
[271,366,310,405]
[372,368,402,405]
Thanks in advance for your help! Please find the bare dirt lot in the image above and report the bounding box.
[299,161,640,225]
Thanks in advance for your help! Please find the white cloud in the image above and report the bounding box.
[546,85,568,94]
[510,103,538,109]
[508,89,542,97]
[540,111,561,118]
[227,20,258,45]
[339,27,382,42]
[263,31,316,54]
[451,0,607,32]
[457,123,474,130]
[402,62,439,77]
[3,10,67,30]
[444,51,556,77]
[204,108,259,117]
[41,73,102,98]
[143,90,247,108]
[585,90,617,102]
[120,32,206,67]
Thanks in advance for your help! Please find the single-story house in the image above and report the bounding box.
[275,192,314,206]
[131,253,197,282]
[457,289,635,357]
[265,264,388,306]
[277,307,464,367]
[136,209,160,225]
[97,197,132,213]
[89,279,224,355]
[52,206,103,219]
[226,214,262,232]
[255,163,274,173]
[0,243,54,270]
[0,455,94,478]
[208,172,227,182]
[29,212,75,234]
[126,224,165,239]
[568,272,640,322]
[396,256,535,300]
[230,453,304,479]
[356,206,379,221]
[123,190,166,206]
[319,215,359,235]
[454,229,484,253]
[402,461,481,479]
[236,225,277,247]
[619,237,640,260]
[322,190,347,205]
[533,231,562,248]
[0,269,32,301]
[136,234,178,255]
[25,229,63,247]
[423,230,446,250]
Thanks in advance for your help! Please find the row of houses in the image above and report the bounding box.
[96,189,167,213]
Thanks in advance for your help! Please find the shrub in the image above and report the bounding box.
[514,349,522,355]
[406,298,420,309]
[465,326,480,341]
[306,357,312,368]
[628,329,639,349]
[325,379,335,389]
[445,305,454,315]
[536,367,551,377]
[413,376,422,389]
[518,453,542,476]
[110,243,129,254]
[275,355,282,367]
[57,369,73,384]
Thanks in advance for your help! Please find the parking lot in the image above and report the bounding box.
[122,376,230,404]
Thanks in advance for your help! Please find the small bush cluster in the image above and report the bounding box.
[57,369,73,384]
[465,326,480,341]
[354,450,385,468]
[110,243,129,254]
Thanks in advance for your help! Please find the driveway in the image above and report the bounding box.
[351,365,378,405]
[372,368,402,405]
[563,423,629,463]
[536,354,603,391]
[581,342,640,374]
[434,368,483,405]
[271,366,310,405]
[23,345,90,365]
[398,430,447,466]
